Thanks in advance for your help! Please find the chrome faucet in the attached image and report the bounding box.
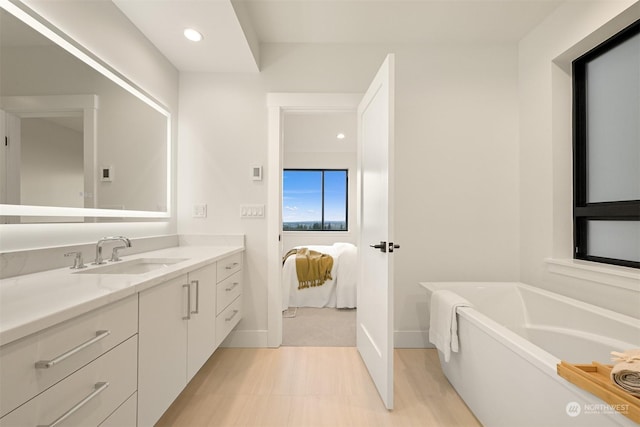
[65,251,87,269]
[94,236,132,265]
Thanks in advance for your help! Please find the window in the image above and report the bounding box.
[282,169,348,231]
[573,19,640,269]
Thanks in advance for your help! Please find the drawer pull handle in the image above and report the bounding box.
[225,282,240,292]
[183,284,191,320]
[225,309,239,322]
[225,262,240,270]
[191,280,200,315]
[35,330,111,369]
[37,382,109,427]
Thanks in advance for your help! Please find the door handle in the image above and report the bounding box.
[389,242,400,253]
[370,241,387,253]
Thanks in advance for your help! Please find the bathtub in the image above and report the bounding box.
[420,282,640,427]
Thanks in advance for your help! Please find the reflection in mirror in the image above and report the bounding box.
[0,2,171,222]
[21,116,83,207]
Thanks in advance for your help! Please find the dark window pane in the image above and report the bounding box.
[586,32,640,203]
[573,19,640,269]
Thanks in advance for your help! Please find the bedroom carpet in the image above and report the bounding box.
[282,307,356,347]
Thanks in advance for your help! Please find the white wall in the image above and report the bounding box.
[0,0,179,251]
[178,73,268,340]
[178,42,521,346]
[20,118,83,209]
[519,0,640,318]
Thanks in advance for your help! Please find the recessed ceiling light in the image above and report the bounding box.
[184,28,203,42]
[336,133,346,140]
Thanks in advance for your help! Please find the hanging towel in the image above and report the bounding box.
[611,349,640,397]
[283,247,333,290]
[429,290,472,363]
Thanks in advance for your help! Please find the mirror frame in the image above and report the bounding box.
[0,0,171,220]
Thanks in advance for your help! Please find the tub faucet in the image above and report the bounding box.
[94,236,132,265]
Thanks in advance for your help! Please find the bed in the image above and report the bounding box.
[282,242,357,310]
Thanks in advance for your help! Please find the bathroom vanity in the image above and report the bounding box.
[0,244,244,427]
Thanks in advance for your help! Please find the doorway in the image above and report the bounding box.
[280,111,358,346]
[266,93,362,349]
[267,54,396,408]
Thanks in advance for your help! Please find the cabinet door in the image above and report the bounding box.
[138,275,188,427]
[186,263,217,381]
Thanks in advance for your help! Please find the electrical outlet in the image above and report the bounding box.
[193,204,207,218]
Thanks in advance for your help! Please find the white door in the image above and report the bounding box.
[3,112,20,206]
[357,54,396,410]
[0,109,5,207]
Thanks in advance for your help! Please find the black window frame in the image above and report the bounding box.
[282,169,349,232]
[573,19,640,269]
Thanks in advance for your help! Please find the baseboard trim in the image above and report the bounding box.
[394,330,432,349]
[220,329,269,348]
[221,329,433,349]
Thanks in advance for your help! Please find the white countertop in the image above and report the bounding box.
[0,245,244,346]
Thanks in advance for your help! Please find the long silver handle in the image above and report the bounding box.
[191,280,199,315]
[225,282,240,292]
[37,382,109,427]
[35,330,111,369]
[225,309,239,322]
[182,284,191,320]
[225,262,239,270]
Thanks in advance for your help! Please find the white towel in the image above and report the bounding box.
[429,290,472,363]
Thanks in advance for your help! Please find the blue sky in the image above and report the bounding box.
[283,170,346,223]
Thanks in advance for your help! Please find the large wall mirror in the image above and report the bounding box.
[0,1,171,223]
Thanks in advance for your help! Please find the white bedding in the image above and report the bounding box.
[282,242,357,310]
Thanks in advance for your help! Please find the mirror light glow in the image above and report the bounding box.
[0,0,171,219]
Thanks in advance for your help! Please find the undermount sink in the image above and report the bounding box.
[76,258,188,275]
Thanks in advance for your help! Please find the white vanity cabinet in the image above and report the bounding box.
[0,295,138,426]
[0,245,244,427]
[138,262,221,427]
[215,253,243,347]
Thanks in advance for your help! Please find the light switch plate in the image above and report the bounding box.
[193,204,207,218]
[240,204,265,218]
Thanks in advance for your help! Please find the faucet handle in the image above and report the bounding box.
[64,251,86,269]
[110,246,127,262]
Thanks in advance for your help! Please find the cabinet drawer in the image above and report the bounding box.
[216,296,242,347]
[99,392,136,427]
[0,295,138,418]
[216,253,242,282]
[0,335,137,427]
[216,271,242,315]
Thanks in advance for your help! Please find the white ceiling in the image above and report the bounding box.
[113,0,259,72]
[113,0,562,73]
[284,112,357,153]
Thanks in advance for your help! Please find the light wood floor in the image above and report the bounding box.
[157,347,482,427]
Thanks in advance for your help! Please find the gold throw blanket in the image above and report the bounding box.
[283,248,334,289]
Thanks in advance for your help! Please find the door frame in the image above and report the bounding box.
[266,93,362,347]
[1,95,98,209]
